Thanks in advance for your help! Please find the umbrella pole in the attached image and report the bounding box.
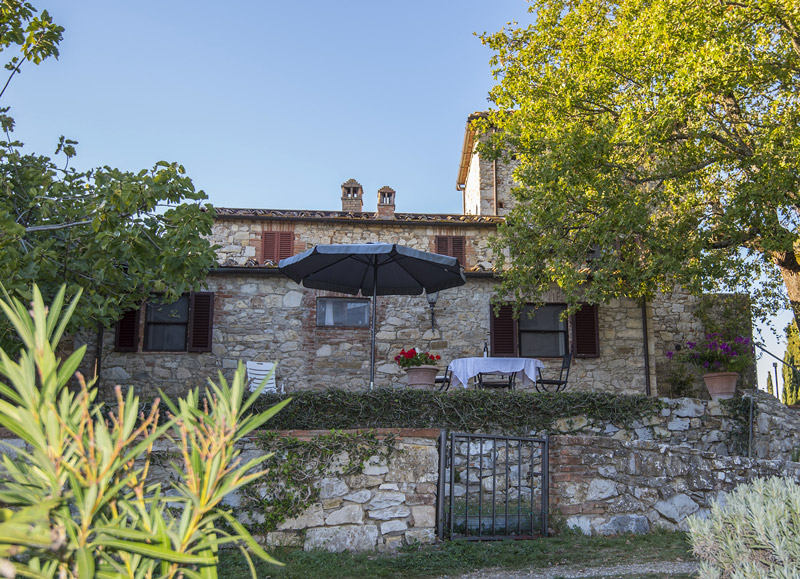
[369,269,377,391]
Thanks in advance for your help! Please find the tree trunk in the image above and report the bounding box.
[779,257,800,331]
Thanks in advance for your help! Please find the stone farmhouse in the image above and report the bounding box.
[97,115,728,399]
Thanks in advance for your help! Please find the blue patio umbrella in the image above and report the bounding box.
[278,243,466,390]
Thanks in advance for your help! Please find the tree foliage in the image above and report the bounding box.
[782,321,800,404]
[480,0,800,325]
[0,1,217,350]
[0,285,288,578]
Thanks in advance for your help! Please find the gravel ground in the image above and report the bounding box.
[442,560,699,578]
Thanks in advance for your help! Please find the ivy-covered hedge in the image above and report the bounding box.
[248,389,664,436]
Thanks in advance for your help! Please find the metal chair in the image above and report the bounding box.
[535,353,571,392]
[435,366,452,391]
[477,371,516,390]
[245,361,282,394]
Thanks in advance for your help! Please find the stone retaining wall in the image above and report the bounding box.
[258,429,440,553]
[549,433,800,535]
[542,390,800,463]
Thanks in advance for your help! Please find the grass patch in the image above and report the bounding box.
[218,529,694,579]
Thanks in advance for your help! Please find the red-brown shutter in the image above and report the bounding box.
[435,235,466,266]
[490,304,517,357]
[188,292,214,352]
[277,232,294,260]
[573,303,599,358]
[435,235,450,256]
[450,236,466,266]
[263,231,294,262]
[115,308,140,352]
[262,232,277,263]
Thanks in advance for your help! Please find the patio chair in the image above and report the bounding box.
[535,353,572,393]
[435,365,452,391]
[245,361,282,394]
[477,371,516,390]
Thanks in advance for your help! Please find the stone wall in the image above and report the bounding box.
[462,146,519,217]
[96,272,668,399]
[550,433,800,535]
[210,217,497,271]
[257,429,440,553]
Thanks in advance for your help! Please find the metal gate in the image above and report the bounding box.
[437,431,549,540]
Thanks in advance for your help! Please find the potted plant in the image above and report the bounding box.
[667,334,753,400]
[395,348,442,389]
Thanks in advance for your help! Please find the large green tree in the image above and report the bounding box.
[783,321,800,404]
[0,1,217,349]
[479,0,800,326]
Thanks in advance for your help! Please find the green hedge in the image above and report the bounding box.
[248,389,664,435]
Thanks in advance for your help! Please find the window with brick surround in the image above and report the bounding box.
[490,303,599,358]
[435,235,466,266]
[262,231,294,264]
[114,292,214,353]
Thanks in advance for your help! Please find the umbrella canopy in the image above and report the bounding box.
[279,243,466,389]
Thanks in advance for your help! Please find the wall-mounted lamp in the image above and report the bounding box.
[426,291,439,330]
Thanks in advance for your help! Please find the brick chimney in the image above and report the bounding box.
[377,186,395,219]
[341,179,363,212]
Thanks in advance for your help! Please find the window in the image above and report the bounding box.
[490,303,599,358]
[316,298,370,327]
[114,292,214,353]
[518,304,568,357]
[262,231,294,263]
[145,295,190,351]
[435,235,466,266]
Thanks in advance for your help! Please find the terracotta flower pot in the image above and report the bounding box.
[405,365,439,389]
[703,372,739,400]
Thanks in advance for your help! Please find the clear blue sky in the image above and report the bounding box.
[4,0,791,391]
[5,0,533,215]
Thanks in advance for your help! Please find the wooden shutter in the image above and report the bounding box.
[278,232,294,260]
[490,304,517,357]
[188,292,214,352]
[435,235,466,266]
[450,236,466,265]
[263,231,294,263]
[573,303,599,358]
[115,308,140,352]
[435,235,450,256]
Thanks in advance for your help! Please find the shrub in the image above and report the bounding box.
[687,476,800,577]
[0,285,289,578]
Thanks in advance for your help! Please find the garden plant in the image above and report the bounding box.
[0,285,288,578]
[688,476,800,577]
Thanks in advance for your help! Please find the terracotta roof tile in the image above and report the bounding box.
[214,207,503,224]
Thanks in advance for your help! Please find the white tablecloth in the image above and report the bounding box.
[449,357,544,388]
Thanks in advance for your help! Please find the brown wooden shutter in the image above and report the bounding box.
[573,303,599,358]
[188,292,214,352]
[490,304,517,357]
[277,232,294,260]
[263,231,294,262]
[262,232,277,263]
[115,308,140,352]
[450,236,466,265]
[435,235,466,265]
[435,235,450,256]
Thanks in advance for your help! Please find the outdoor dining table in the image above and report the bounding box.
[448,357,545,389]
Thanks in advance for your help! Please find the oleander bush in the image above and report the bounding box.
[0,286,289,579]
[687,476,800,578]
